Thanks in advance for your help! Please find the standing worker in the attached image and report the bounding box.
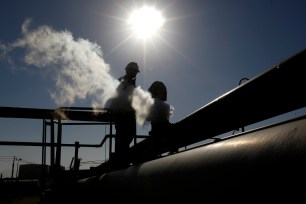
[108,62,140,169]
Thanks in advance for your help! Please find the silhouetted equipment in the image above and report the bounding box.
[171,48,306,149]
[77,115,306,203]
[0,107,113,184]
[1,48,306,202]
[74,48,306,203]
[0,106,111,122]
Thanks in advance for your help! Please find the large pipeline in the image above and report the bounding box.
[171,48,306,148]
[74,114,306,203]
[41,49,306,203]
[128,48,306,159]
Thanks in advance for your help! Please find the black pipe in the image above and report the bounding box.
[171,48,306,149]
[76,114,306,203]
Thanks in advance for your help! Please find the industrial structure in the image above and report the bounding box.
[1,48,306,202]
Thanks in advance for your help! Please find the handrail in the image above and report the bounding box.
[0,105,150,181]
[0,134,148,147]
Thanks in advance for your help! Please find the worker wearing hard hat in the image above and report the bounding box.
[111,62,140,169]
[147,81,176,156]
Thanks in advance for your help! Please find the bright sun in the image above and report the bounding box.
[128,6,165,40]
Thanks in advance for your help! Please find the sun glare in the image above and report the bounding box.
[128,6,165,40]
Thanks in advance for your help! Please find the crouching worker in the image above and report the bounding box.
[146,81,177,156]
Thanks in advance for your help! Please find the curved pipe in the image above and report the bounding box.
[75,115,306,203]
[239,77,249,85]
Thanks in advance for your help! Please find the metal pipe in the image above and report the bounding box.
[55,118,62,169]
[171,48,306,149]
[77,114,306,203]
[74,141,80,179]
[50,119,55,168]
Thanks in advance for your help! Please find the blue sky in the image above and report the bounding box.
[1,0,306,174]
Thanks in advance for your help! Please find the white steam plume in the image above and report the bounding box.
[132,87,154,125]
[10,18,118,107]
[3,18,154,125]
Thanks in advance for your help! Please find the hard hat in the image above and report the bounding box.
[148,81,167,101]
[125,62,140,73]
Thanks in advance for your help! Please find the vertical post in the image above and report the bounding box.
[41,119,47,187]
[50,119,55,169]
[109,119,113,159]
[42,119,46,166]
[42,120,46,170]
[11,156,15,179]
[15,160,20,179]
[55,118,62,170]
[74,141,80,179]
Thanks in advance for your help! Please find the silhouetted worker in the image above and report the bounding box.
[108,62,140,169]
[146,81,176,155]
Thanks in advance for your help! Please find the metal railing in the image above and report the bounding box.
[0,106,150,184]
[0,107,113,183]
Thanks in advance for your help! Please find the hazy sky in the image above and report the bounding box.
[1,0,306,174]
